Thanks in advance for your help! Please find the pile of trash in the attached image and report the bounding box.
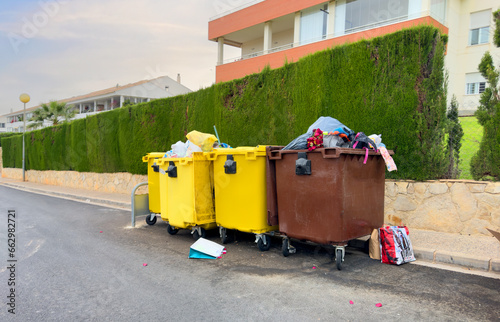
[164,130,230,158]
[284,116,397,172]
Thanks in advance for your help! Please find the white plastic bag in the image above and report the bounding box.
[171,141,187,158]
[185,140,202,157]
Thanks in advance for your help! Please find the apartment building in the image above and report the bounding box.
[209,0,500,115]
[0,75,191,133]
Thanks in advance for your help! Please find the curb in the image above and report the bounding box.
[414,246,499,273]
[0,182,130,209]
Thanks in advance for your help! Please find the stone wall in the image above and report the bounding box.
[1,168,148,194]
[385,180,500,236]
[1,167,499,236]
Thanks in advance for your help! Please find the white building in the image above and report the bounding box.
[209,0,500,115]
[0,75,191,132]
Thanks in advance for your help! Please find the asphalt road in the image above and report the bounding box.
[0,186,499,321]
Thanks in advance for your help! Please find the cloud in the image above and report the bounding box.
[0,0,247,115]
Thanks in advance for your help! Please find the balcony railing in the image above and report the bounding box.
[219,10,447,66]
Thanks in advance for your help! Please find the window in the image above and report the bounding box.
[0,123,5,128]
[465,72,486,95]
[345,0,409,32]
[430,0,446,24]
[300,4,328,44]
[469,10,491,46]
[466,82,486,95]
[469,27,489,45]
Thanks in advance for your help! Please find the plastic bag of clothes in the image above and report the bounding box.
[379,226,415,265]
[283,116,353,150]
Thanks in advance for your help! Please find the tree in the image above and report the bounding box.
[444,95,464,179]
[28,101,76,129]
[470,9,500,180]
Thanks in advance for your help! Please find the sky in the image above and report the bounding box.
[0,0,247,116]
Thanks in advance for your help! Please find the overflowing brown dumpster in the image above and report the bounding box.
[267,147,389,269]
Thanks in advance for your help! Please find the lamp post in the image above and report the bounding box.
[19,93,30,182]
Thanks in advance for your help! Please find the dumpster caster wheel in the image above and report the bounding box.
[220,227,230,244]
[336,248,344,271]
[193,228,206,240]
[167,224,178,235]
[257,235,271,251]
[145,214,157,226]
[282,238,290,257]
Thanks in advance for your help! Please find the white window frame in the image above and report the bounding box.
[465,81,486,95]
[469,26,489,46]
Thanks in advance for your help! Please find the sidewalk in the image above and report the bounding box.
[1,176,499,275]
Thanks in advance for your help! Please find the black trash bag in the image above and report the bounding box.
[350,132,378,151]
[282,132,312,150]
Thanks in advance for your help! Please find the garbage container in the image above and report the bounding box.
[206,146,278,251]
[142,152,165,225]
[267,147,389,269]
[156,158,170,224]
[160,152,216,239]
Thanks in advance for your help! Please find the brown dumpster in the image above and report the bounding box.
[267,147,389,264]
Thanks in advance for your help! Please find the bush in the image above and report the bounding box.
[2,26,449,180]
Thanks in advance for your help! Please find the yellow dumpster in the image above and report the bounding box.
[142,152,164,225]
[206,146,278,251]
[161,152,216,239]
[156,158,170,224]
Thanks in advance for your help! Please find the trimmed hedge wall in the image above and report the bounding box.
[1,26,449,180]
[0,133,21,147]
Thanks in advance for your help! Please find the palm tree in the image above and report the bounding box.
[27,108,46,129]
[28,101,76,129]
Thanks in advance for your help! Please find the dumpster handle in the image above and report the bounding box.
[245,151,257,160]
[268,150,283,160]
[321,148,342,159]
[131,181,148,228]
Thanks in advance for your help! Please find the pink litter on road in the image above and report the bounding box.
[143,263,148,267]
[375,303,382,307]
[312,266,317,269]
[223,249,227,254]
[349,301,354,305]
[99,231,103,233]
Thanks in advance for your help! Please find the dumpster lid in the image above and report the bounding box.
[267,147,393,160]
[142,152,166,162]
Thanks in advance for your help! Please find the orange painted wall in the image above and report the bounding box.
[216,17,448,83]
[209,0,327,40]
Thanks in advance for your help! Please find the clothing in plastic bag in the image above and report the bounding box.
[379,226,415,265]
[284,116,354,150]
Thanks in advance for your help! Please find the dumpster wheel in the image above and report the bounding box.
[282,238,290,257]
[167,224,179,235]
[257,234,271,251]
[192,227,206,240]
[335,247,345,271]
[145,214,157,226]
[220,227,230,244]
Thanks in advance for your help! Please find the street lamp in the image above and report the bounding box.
[19,93,30,182]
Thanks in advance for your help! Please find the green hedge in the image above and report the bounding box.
[0,133,21,147]
[1,26,449,180]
